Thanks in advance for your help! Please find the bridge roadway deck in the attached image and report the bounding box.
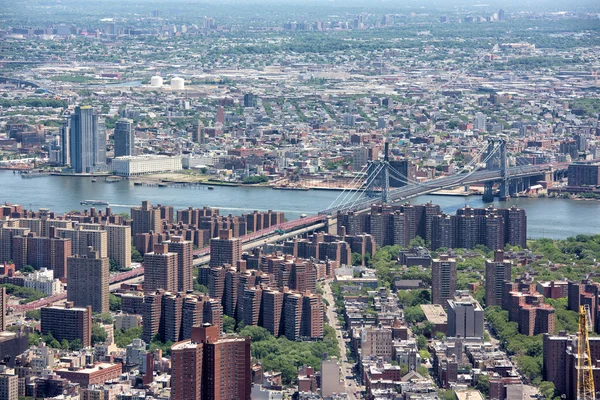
[319,163,568,215]
[10,267,145,313]
[9,217,328,313]
[192,219,327,266]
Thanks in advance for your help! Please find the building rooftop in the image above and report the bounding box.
[56,362,119,375]
[171,340,199,350]
[420,304,447,324]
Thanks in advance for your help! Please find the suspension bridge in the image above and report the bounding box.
[319,137,569,215]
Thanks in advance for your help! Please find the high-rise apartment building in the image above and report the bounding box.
[67,247,109,313]
[164,292,184,343]
[143,291,223,343]
[0,372,18,400]
[302,292,324,339]
[474,112,487,132]
[113,119,135,157]
[283,292,303,341]
[171,340,203,400]
[171,324,251,400]
[338,203,526,251]
[209,229,242,267]
[55,227,108,259]
[24,235,72,279]
[485,250,513,307]
[262,289,284,337]
[543,333,600,399]
[141,290,164,343]
[66,106,107,173]
[0,227,29,264]
[105,224,131,270]
[191,120,204,144]
[41,303,92,347]
[224,268,239,318]
[0,287,6,332]
[144,243,178,293]
[79,223,131,270]
[431,254,457,307]
[166,236,193,292]
[242,287,262,327]
[131,201,163,236]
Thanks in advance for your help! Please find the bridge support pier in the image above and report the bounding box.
[483,182,495,202]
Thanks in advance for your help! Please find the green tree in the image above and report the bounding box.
[404,306,426,324]
[194,282,209,293]
[223,315,236,333]
[109,259,120,272]
[109,294,122,311]
[21,265,35,273]
[91,324,108,345]
[28,332,40,347]
[131,248,143,263]
[26,310,41,320]
[115,326,143,348]
[95,312,114,324]
[409,236,425,248]
[539,381,558,400]
[416,335,428,350]
[476,374,490,396]
[351,252,363,266]
[70,339,82,350]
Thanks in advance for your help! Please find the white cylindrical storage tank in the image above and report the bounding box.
[150,76,163,87]
[171,77,185,90]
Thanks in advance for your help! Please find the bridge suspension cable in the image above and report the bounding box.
[340,163,385,208]
[346,163,386,210]
[325,163,370,210]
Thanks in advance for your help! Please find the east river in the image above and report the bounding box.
[1,170,598,240]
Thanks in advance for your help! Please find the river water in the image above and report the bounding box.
[1,170,598,240]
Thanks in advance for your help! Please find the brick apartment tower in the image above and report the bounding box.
[171,324,251,400]
[166,236,193,292]
[485,250,513,307]
[431,254,457,307]
[262,289,284,336]
[25,235,72,279]
[209,229,242,267]
[0,287,6,332]
[105,224,131,270]
[302,292,324,339]
[144,243,178,293]
[41,303,92,347]
[131,200,163,236]
[67,247,110,313]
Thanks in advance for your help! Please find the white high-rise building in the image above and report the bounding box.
[474,112,487,132]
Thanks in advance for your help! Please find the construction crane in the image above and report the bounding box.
[578,304,595,400]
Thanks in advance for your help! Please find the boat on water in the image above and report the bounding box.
[208,186,215,190]
[80,200,109,206]
[91,179,97,182]
[273,186,310,191]
[105,176,121,183]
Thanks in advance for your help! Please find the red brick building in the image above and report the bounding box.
[171,324,251,400]
[55,362,121,386]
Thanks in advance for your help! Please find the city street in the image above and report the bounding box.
[323,280,361,400]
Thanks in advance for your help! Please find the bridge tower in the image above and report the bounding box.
[365,142,392,203]
[483,137,509,202]
[382,142,390,203]
[498,138,510,200]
